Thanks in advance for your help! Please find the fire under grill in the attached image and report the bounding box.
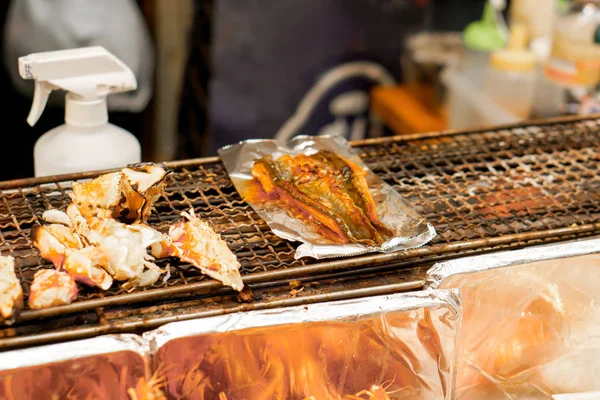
[1,115,600,350]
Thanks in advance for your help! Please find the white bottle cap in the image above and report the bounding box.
[65,94,108,127]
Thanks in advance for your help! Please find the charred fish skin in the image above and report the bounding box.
[252,156,354,244]
[318,151,394,238]
[278,153,384,245]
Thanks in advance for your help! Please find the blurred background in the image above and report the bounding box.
[0,0,596,180]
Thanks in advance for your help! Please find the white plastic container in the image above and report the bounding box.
[483,24,538,120]
[441,63,520,130]
[33,99,141,177]
[18,46,142,177]
[532,66,565,118]
[545,0,600,88]
[483,64,536,120]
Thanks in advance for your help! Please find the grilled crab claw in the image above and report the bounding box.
[28,269,78,309]
[85,218,150,281]
[83,217,176,290]
[70,163,170,224]
[32,224,113,290]
[41,205,171,290]
[31,224,83,269]
[169,209,243,291]
[0,255,23,325]
[84,218,168,289]
[62,247,113,290]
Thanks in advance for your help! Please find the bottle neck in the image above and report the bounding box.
[65,93,108,128]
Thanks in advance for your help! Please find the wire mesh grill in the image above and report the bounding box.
[1,116,600,328]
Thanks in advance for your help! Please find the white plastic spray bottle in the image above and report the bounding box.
[18,46,142,177]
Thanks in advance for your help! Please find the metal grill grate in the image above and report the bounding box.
[1,115,600,346]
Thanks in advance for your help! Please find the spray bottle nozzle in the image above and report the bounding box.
[18,46,137,127]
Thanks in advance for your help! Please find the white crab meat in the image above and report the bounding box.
[39,205,168,290]
[132,223,181,259]
[66,203,91,239]
[28,269,78,309]
[32,224,83,268]
[42,209,72,227]
[62,247,113,290]
[122,266,163,292]
[84,218,166,288]
[33,223,112,290]
[0,256,23,324]
[169,209,243,291]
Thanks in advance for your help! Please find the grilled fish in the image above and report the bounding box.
[251,151,393,246]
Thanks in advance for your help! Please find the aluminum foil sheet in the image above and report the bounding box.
[425,237,600,399]
[553,392,600,400]
[0,334,151,400]
[144,290,460,400]
[218,135,436,259]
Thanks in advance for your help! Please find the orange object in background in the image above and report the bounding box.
[371,84,447,136]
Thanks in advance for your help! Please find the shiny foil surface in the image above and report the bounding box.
[0,334,151,400]
[218,135,436,259]
[145,290,460,400]
[426,238,600,399]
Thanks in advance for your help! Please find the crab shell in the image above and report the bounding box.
[169,209,243,292]
[70,163,171,224]
[122,162,171,221]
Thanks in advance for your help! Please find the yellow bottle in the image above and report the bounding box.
[545,0,600,88]
[484,24,537,119]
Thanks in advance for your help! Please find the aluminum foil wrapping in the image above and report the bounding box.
[144,290,460,400]
[425,237,600,399]
[218,135,436,259]
[0,334,151,400]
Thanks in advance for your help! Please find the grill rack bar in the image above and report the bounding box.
[16,221,600,322]
[1,275,427,350]
[0,114,599,335]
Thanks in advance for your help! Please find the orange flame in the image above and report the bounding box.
[154,313,450,399]
[127,363,168,400]
[0,351,146,400]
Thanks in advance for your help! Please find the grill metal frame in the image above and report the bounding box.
[1,114,600,350]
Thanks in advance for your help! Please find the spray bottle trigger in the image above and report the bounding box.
[27,81,53,127]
